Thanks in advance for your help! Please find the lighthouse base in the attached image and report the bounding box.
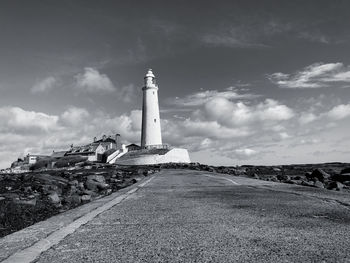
[114,148,191,165]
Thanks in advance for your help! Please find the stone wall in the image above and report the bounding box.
[115,148,191,165]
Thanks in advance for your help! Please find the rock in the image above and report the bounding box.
[301,181,315,187]
[252,173,260,179]
[328,181,344,191]
[75,162,85,168]
[14,198,37,206]
[86,180,108,191]
[1,192,20,201]
[306,169,330,182]
[340,167,350,174]
[330,173,350,183]
[87,175,105,183]
[314,181,325,188]
[68,185,78,195]
[0,197,5,201]
[78,182,85,190]
[277,174,290,182]
[207,166,215,172]
[22,186,32,193]
[86,175,108,191]
[48,192,60,204]
[64,194,81,205]
[35,173,68,185]
[81,194,91,202]
[41,184,62,195]
[68,180,79,187]
[343,181,350,186]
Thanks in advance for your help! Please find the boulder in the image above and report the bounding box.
[277,174,290,182]
[85,175,108,191]
[35,173,68,185]
[81,194,91,202]
[328,181,344,191]
[314,181,325,188]
[48,192,60,204]
[64,194,81,205]
[14,198,37,206]
[343,181,350,186]
[340,167,350,174]
[78,182,85,190]
[330,173,350,183]
[301,181,315,187]
[87,175,105,183]
[68,180,79,187]
[22,186,33,193]
[306,169,330,182]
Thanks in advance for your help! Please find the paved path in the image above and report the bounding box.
[3,170,350,262]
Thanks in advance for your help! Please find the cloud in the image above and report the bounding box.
[31,77,57,93]
[0,106,143,169]
[75,67,115,93]
[60,107,90,126]
[234,148,258,159]
[204,98,294,127]
[201,33,267,48]
[119,84,136,103]
[299,112,318,124]
[0,106,59,134]
[268,62,350,88]
[168,87,259,107]
[327,104,350,120]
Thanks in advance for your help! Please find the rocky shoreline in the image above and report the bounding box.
[160,162,350,191]
[0,163,158,237]
[1,162,350,238]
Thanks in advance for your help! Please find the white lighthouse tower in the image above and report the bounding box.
[141,69,163,148]
[113,69,190,165]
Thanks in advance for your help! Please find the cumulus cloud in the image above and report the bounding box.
[60,107,90,126]
[204,98,294,127]
[31,77,57,93]
[299,112,318,124]
[0,106,143,169]
[268,62,350,88]
[234,148,258,159]
[75,67,115,93]
[327,104,350,120]
[0,106,59,134]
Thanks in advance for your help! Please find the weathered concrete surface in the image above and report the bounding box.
[4,169,350,262]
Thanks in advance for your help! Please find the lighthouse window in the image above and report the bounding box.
[153,91,155,95]
[154,118,156,123]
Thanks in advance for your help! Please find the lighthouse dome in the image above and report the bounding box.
[145,69,155,78]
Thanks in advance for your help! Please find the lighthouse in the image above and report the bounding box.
[113,69,190,165]
[141,69,163,148]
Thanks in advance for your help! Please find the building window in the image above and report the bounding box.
[154,118,156,123]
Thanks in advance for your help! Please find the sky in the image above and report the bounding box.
[1,0,350,168]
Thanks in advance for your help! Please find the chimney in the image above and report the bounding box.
[93,136,97,142]
[102,134,107,141]
[115,134,121,149]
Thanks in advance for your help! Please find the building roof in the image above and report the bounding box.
[51,151,67,158]
[94,138,116,143]
[126,143,141,148]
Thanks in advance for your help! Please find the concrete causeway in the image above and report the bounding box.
[1,169,350,262]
